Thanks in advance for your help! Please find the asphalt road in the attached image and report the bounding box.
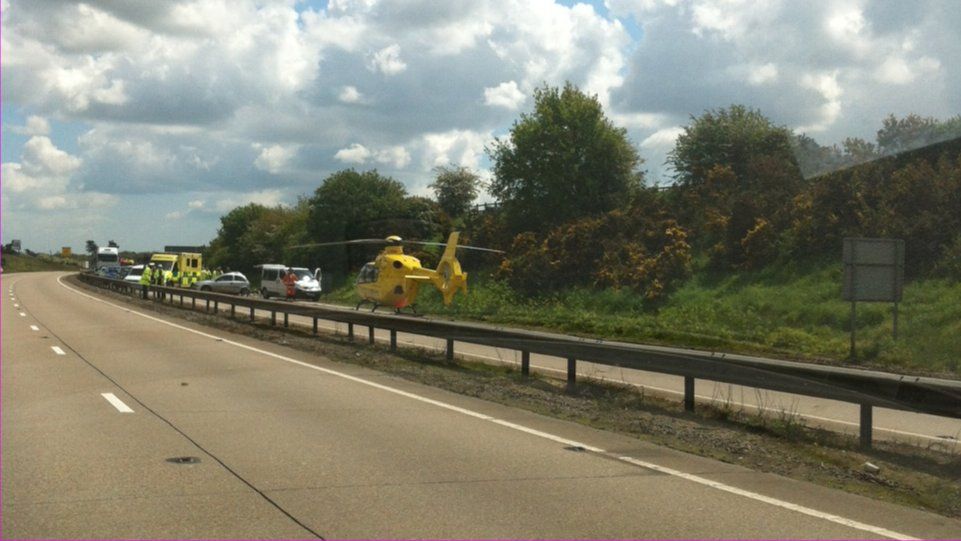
[3,271,960,538]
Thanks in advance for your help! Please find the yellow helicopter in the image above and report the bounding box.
[296,232,502,313]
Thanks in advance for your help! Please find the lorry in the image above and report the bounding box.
[94,246,121,278]
[149,252,204,287]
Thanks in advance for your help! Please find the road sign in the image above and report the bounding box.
[842,238,904,302]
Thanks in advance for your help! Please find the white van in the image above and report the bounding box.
[255,264,322,300]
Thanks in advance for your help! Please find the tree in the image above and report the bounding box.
[488,83,642,234]
[429,165,481,219]
[876,113,961,156]
[668,106,804,267]
[206,204,269,272]
[107,240,119,248]
[85,240,98,256]
[305,169,439,279]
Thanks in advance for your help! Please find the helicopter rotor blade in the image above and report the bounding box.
[290,239,388,249]
[401,240,504,254]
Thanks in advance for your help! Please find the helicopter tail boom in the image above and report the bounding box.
[432,232,468,305]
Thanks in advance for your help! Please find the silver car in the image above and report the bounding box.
[194,272,251,296]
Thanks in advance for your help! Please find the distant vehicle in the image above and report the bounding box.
[95,246,121,277]
[150,252,203,286]
[255,264,321,300]
[123,264,145,283]
[194,272,251,296]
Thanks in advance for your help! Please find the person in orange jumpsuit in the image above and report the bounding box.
[282,268,297,301]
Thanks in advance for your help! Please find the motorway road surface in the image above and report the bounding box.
[3,271,960,539]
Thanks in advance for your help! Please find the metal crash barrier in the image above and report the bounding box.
[78,272,961,448]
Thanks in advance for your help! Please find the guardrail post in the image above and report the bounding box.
[567,358,576,387]
[368,326,375,344]
[249,307,255,322]
[860,404,873,448]
[313,317,318,335]
[521,351,530,377]
[390,330,397,351]
[192,297,196,309]
[180,294,184,306]
[214,301,219,314]
[446,339,454,360]
[205,299,210,312]
[684,376,695,412]
[283,313,289,328]
[348,323,354,341]
[271,311,276,326]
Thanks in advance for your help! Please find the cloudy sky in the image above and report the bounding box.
[3,0,959,252]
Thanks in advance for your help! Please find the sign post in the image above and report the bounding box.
[842,238,904,359]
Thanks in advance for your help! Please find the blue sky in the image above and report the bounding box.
[2,0,959,252]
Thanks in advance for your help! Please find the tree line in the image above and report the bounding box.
[207,82,961,298]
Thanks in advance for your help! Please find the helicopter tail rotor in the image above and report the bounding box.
[432,232,468,305]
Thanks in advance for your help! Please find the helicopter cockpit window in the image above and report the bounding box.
[357,263,378,284]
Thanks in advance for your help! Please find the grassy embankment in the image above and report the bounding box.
[328,259,961,377]
[2,253,81,273]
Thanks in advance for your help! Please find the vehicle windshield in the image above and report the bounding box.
[97,254,118,262]
[292,269,312,280]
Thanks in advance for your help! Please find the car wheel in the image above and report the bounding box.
[311,294,320,302]
[200,285,212,292]
[261,288,270,299]
[239,287,250,296]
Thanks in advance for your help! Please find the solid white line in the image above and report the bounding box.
[58,276,917,539]
[30,325,39,331]
[616,456,917,540]
[101,392,134,413]
[51,346,66,355]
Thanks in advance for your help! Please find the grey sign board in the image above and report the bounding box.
[843,238,904,302]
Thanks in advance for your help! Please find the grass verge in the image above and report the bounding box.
[328,259,961,378]
[70,274,961,520]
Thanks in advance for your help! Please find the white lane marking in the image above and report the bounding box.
[14,303,19,308]
[51,346,66,355]
[59,276,916,539]
[101,393,134,413]
[30,325,39,331]
[19,312,26,317]
[616,456,917,540]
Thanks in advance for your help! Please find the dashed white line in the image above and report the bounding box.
[51,346,66,355]
[101,393,134,413]
[30,325,39,331]
[14,303,20,308]
[19,312,26,317]
[59,276,918,539]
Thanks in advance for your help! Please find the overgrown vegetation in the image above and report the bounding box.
[2,253,83,273]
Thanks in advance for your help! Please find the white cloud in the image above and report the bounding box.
[641,126,685,150]
[367,44,407,75]
[374,145,411,168]
[483,81,525,109]
[748,63,778,85]
[338,85,363,103]
[9,115,51,136]
[1,135,116,211]
[253,143,298,174]
[334,143,372,164]
[213,189,285,212]
[188,200,205,209]
[333,143,410,169]
[421,129,491,169]
[165,210,185,220]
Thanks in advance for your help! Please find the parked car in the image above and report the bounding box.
[255,264,322,300]
[123,264,145,283]
[193,272,251,296]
